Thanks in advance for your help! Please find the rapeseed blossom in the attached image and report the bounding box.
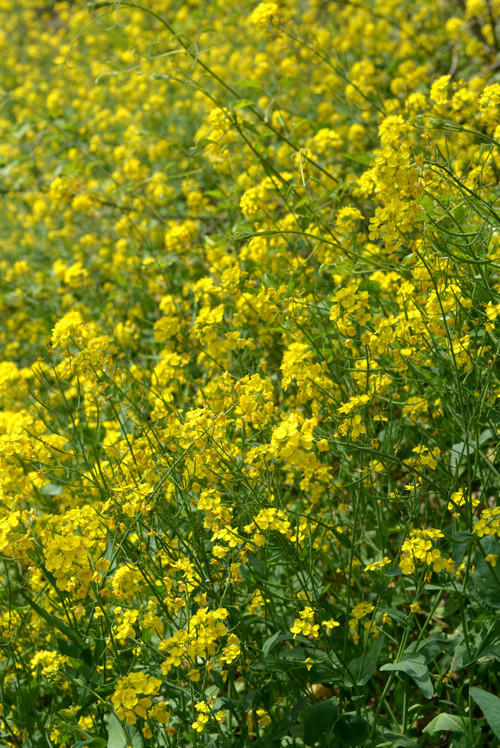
[0,0,499,744]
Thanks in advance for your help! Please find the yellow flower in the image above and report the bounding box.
[248,2,282,31]
[351,602,374,620]
[364,557,391,572]
[290,607,320,639]
[322,618,341,630]
[430,75,451,107]
[111,673,162,725]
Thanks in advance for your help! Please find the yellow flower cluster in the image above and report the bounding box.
[111,672,164,725]
[248,2,284,32]
[400,529,454,575]
[0,0,499,743]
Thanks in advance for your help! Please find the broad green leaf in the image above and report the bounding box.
[325,525,351,548]
[40,482,63,496]
[381,731,420,747]
[470,687,500,740]
[334,713,369,746]
[331,259,354,275]
[476,636,500,663]
[107,714,143,748]
[252,644,312,672]
[408,633,459,662]
[423,713,468,737]
[380,654,434,699]
[243,688,261,711]
[450,440,473,471]
[279,646,322,663]
[107,714,126,748]
[68,656,92,680]
[451,531,473,566]
[262,630,286,656]
[307,657,341,685]
[378,606,410,629]
[479,428,494,444]
[472,537,500,608]
[301,698,339,746]
[346,634,385,686]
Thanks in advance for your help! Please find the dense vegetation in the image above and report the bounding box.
[0,0,500,745]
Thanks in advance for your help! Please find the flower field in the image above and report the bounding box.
[1,0,500,745]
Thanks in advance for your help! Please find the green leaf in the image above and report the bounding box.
[107,714,143,748]
[235,78,263,90]
[40,482,63,496]
[378,606,411,629]
[68,656,92,680]
[331,259,354,275]
[450,439,473,471]
[472,537,500,608]
[451,531,473,567]
[334,713,369,745]
[380,654,434,699]
[252,643,312,673]
[381,731,420,747]
[19,589,86,649]
[331,526,352,549]
[409,633,458,662]
[479,428,494,445]
[301,698,339,746]
[233,99,255,110]
[470,687,500,740]
[262,630,288,656]
[346,635,385,687]
[476,636,500,663]
[307,657,340,685]
[423,713,469,737]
